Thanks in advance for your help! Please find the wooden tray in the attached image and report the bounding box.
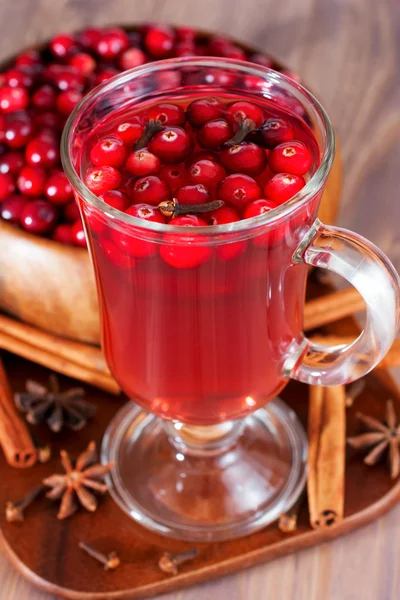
[0,351,399,599]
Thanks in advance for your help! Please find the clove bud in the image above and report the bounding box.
[158,198,224,219]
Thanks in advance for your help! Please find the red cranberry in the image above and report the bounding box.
[209,205,241,225]
[99,238,132,269]
[0,172,15,200]
[15,50,42,68]
[243,75,270,91]
[18,165,46,196]
[25,137,59,168]
[20,199,57,233]
[90,137,128,168]
[204,69,237,87]
[255,118,294,149]
[115,121,144,146]
[56,90,83,116]
[94,28,129,59]
[160,216,212,269]
[112,203,166,258]
[158,164,187,192]
[52,223,74,244]
[4,112,33,148]
[175,26,196,42]
[126,149,160,176]
[217,174,262,209]
[207,36,232,55]
[77,27,101,50]
[131,175,170,206]
[145,25,175,58]
[264,173,306,203]
[71,219,87,247]
[209,205,246,260]
[45,64,85,92]
[189,159,226,189]
[5,67,34,89]
[149,126,192,163]
[119,48,147,70]
[243,199,281,248]
[0,151,24,175]
[49,34,77,58]
[85,166,122,195]
[64,200,80,222]
[36,127,58,143]
[186,151,220,168]
[175,184,210,206]
[45,170,73,204]
[220,142,267,176]
[145,103,185,127]
[249,54,274,68]
[0,194,29,224]
[186,97,224,127]
[33,111,61,130]
[198,119,233,150]
[0,87,28,113]
[219,44,246,60]
[69,53,96,76]
[226,101,264,128]
[92,67,120,86]
[269,141,312,175]
[32,85,57,110]
[175,42,196,57]
[99,189,130,211]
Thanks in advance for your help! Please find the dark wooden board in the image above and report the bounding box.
[0,349,399,599]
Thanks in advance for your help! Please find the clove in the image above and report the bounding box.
[79,541,120,571]
[158,198,224,219]
[158,549,199,575]
[5,484,44,522]
[134,118,164,150]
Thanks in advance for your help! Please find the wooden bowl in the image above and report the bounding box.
[0,30,342,346]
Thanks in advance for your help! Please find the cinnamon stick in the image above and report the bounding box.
[307,385,346,529]
[304,287,364,332]
[0,332,120,395]
[0,357,36,468]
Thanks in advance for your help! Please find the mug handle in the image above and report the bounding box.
[284,219,400,385]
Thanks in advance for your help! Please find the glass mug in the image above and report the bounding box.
[62,58,400,541]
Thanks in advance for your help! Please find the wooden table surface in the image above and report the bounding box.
[0,0,399,598]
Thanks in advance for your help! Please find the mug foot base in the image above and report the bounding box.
[101,398,307,542]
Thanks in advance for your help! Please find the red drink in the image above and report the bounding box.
[77,92,320,425]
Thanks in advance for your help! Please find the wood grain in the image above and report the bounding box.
[0,0,399,599]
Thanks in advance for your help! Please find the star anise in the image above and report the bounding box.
[347,399,400,478]
[15,374,96,432]
[43,441,114,519]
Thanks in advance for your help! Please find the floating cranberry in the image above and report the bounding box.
[25,137,59,168]
[243,199,281,248]
[94,28,129,59]
[197,119,233,150]
[0,194,29,224]
[56,90,83,116]
[18,165,46,196]
[0,151,24,175]
[0,87,28,113]
[64,200,80,222]
[90,137,128,168]
[85,166,122,195]
[52,223,74,244]
[269,141,312,175]
[69,52,96,76]
[220,142,266,176]
[255,118,294,149]
[175,42,196,57]
[217,174,262,209]
[45,170,73,204]
[20,199,57,233]
[243,198,278,220]
[32,85,57,110]
[145,25,175,58]
[186,97,224,127]
[226,101,264,128]
[92,67,120,85]
[115,121,144,146]
[189,159,226,189]
[126,149,160,176]
[4,112,33,148]
[158,164,187,192]
[131,175,170,206]
[160,216,212,268]
[0,172,15,200]
[210,204,247,259]
[149,126,192,163]
[264,173,306,203]
[112,203,166,258]
[203,69,236,87]
[145,103,185,127]
[71,219,87,247]
[175,184,211,206]
[119,48,147,70]
[99,189,130,211]
[99,238,132,269]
